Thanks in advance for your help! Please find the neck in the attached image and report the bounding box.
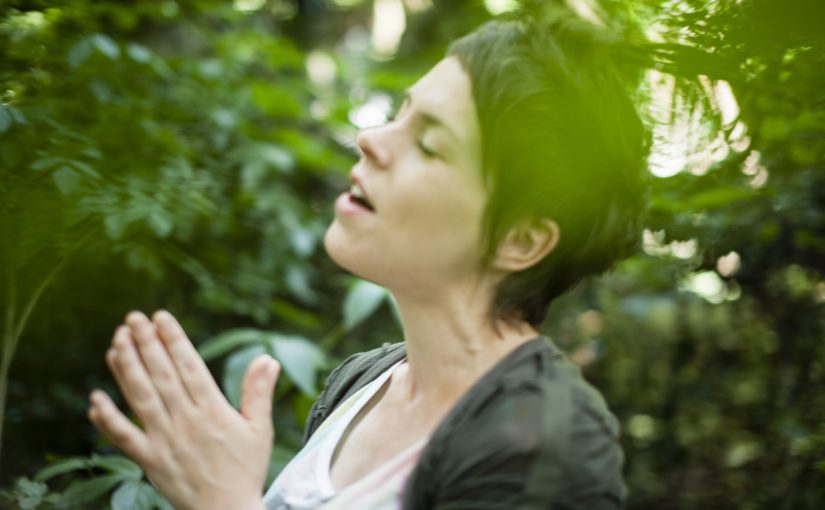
[391,282,538,404]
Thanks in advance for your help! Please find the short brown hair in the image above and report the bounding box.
[449,15,650,326]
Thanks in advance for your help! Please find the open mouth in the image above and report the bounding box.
[349,183,375,212]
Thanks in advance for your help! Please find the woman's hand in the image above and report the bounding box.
[87,310,279,510]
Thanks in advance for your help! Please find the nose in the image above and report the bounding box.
[356,125,392,169]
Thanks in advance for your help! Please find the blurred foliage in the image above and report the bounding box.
[0,0,823,509]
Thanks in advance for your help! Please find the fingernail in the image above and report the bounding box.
[125,310,145,325]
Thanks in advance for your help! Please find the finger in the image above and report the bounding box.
[152,310,223,406]
[240,355,280,432]
[88,389,152,466]
[108,325,171,432]
[126,311,194,414]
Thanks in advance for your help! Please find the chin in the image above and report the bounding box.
[323,220,396,287]
[324,220,365,276]
[323,220,346,264]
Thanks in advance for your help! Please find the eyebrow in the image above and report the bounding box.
[403,90,460,143]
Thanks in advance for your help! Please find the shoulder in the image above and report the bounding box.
[409,338,625,509]
[526,361,626,509]
[302,342,406,443]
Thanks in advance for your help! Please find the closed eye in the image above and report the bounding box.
[388,97,440,158]
[417,139,439,158]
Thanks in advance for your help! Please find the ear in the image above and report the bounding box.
[492,218,560,273]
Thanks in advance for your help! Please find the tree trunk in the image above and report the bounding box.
[0,275,18,464]
[0,266,62,465]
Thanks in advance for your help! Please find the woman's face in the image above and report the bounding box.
[324,57,488,296]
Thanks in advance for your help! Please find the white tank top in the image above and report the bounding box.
[262,360,428,510]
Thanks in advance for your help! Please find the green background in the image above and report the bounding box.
[1,0,823,508]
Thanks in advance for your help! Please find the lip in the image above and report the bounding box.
[335,175,375,216]
[335,192,375,217]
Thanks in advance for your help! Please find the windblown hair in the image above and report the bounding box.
[448,14,650,326]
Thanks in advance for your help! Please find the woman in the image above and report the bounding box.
[88,14,648,510]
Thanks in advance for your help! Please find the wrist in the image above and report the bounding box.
[205,501,265,510]
[200,492,266,510]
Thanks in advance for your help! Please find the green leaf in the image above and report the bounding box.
[14,478,48,509]
[289,226,317,257]
[19,496,42,510]
[198,328,265,361]
[271,300,323,330]
[254,143,295,173]
[125,246,165,280]
[31,157,64,171]
[89,454,143,480]
[70,160,102,179]
[342,279,387,331]
[111,480,155,510]
[92,34,120,60]
[127,43,152,63]
[68,37,93,68]
[8,106,26,124]
[52,166,80,195]
[148,209,173,238]
[285,265,317,304]
[725,441,763,468]
[152,491,175,510]
[17,477,48,497]
[0,108,10,133]
[90,79,114,102]
[250,82,304,119]
[104,213,128,239]
[59,475,122,505]
[34,457,88,482]
[223,344,267,407]
[687,186,753,211]
[270,334,325,396]
[83,147,102,159]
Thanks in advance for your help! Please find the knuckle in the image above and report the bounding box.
[141,450,163,471]
[132,386,152,404]
[97,402,116,423]
[182,355,200,375]
[135,327,155,344]
[133,395,162,420]
[111,426,132,444]
[155,367,174,386]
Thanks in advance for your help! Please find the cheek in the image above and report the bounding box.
[400,186,486,257]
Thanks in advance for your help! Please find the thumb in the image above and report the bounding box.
[240,354,280,431]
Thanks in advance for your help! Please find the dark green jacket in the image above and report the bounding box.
[303,338,626,509]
